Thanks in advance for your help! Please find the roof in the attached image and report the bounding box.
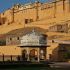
[6,27,47,37]
[0,34,6,40]
[54,39,70,44]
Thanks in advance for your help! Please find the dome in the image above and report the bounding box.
[20,29,47,46]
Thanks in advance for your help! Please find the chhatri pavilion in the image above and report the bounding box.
[19,29,48,62]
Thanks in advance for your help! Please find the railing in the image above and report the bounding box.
[0,55,21,62]
[54,39,70,44]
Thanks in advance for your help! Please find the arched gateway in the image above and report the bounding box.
[19,29,48,62]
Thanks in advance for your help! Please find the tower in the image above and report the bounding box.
[12,8,14,23]
[53,0,57,18]
[0,14,1,25]
[63,0,65,11]
[69,0,70,12]
[35,0,39,21]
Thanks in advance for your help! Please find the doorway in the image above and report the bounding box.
[22,49,27,61]
[40,47,46,61]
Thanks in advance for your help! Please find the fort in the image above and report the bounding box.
[0,0,70,62]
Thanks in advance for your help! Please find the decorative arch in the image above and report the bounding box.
[29,49,38,61]
[22,49,27,61]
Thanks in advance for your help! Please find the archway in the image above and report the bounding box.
[29,49,38,62]
[22,49,27,61]
[40,47,46,61]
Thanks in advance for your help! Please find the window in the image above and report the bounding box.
[57,25,62,30]
[58,44,67,52]
[30,19,33,22]
[10,38,12,41]
[0,23,2,25]
[17,37,20,40]
[25,19,33,24]
[25,19,28,24]
[39,34,47,45]
[2,17,6,24]
[3,13,4,15]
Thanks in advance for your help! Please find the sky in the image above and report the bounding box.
[0,0,49,13]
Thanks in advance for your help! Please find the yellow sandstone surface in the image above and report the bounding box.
[0,0,70,58]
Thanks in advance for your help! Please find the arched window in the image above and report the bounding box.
[30,49,38,61]
[30,49,35,57]
[22,49,27,61]
[40,48,46,60]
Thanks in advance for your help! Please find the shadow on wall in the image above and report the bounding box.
[49,46,59,62]
[50,44,70,62]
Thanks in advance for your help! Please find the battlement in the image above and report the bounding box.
[0,0,70,34]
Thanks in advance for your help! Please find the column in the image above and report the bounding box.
[63,0,65,11]
[46,47,47,60]
[38,48,40,62]
[12,8,14,23]
[11,55,12,61]
[35,1,39,21]
[54,0,57,18]
[69,0,70,12]
[3,54,4,62]
[27,47,30,61]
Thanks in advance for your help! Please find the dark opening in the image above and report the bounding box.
[25,19,28,24]
[25,19,33,24]
[10,38,12,41]
[17,37,19,40]
[0,23,2,25]
[39,34,47,45]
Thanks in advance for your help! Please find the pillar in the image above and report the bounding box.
[38,48,40,62]
[11,55,12,61]
[0,14,2,25]
[11,8,14,23]
[35,1,39,21]
[46,47,47,60]
[54,0,57,18]
[3,54,4,62]
[69,0,70,12]
[27,47,30,61]
[63,0,65,11]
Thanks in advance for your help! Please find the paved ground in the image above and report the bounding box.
[49,62,70,68]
